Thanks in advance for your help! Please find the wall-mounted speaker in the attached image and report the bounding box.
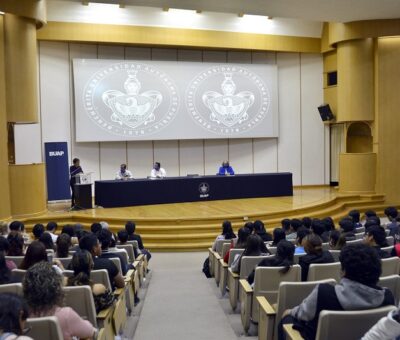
[318,104,334,121]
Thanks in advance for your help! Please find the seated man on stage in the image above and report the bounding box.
[218,160,235,176]
[70,158,83,207]
[150,162,166,178]
[115,164,133,180]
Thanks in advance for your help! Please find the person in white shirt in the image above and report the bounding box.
[115,164,133,180]
[150,162,166,178]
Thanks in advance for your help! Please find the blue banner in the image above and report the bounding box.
[45,142,70,201]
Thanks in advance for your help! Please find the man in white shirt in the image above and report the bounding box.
[115,164,133,180]
[150,162,166,178]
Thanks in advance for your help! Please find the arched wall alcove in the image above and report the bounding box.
[346,121,373,153]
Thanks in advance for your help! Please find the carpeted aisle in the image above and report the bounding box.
[133,252,240,340]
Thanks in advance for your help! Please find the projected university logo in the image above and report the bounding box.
[186,66,270,135]
[83,63,179,137]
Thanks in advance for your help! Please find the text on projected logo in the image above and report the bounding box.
[83,63,179,137]
[186,66,270,135]
[199,182,210,198]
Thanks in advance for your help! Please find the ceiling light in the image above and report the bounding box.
[0,11,4,15]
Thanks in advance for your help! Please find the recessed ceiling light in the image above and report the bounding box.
[0,11,4,15]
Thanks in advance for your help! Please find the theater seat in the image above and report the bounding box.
[307,262,342,282]
[283,306,396,340]
[381,257,400,276]
[227,255,270,311]
[239,265,301,334]
[328,250,341,262]
[26,316,63,340]
[5,256,24,268]
[0,282,23,296]
[11,269,26,282]
[219,248,244,297]
[91,269,112,291]
[379,275,400,304]
[215,243,232,286]
[63,286,98,327]
[258,279,336,340]
[54,257,72,268]
[116,244,135,263]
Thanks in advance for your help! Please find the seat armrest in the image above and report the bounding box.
[239,279,253,294]
[114,287,125,296]
[283,324,304,340]
[256,296,276,316]
[221,261,228,268]
[97,305,114,320]
[228,268,239,279]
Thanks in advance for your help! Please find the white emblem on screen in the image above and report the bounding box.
[83,63,179,137]
[186,66,270,135]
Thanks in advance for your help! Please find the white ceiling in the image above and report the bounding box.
[53,0,400,23]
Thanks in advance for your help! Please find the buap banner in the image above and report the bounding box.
[44,142,71,201]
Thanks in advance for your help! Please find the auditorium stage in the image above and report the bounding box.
[21,187,387,251]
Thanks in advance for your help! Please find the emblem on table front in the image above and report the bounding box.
[199,182,210,198]
[186,65,270,135]
[83,62,179,137]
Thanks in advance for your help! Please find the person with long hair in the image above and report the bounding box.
[329,230,346,250]
[231,234,268,273]
[19,241,64,274]
[0,252,11,285]
[0,293,32,340]
[224,227,250,263]
[7,232,24,256]
[299,234,334,281]
[39,232,55,251]
[271,228,286,246]
[247,240,295,284]
[212,220,236,251]
[23,262,95,340]
[56,233,71,258]
[0,237,17,270]
[67,250,115,312]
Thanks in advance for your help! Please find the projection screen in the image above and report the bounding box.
[73,59,278,141]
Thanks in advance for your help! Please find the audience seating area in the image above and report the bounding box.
[0,220,151,340]
[207,207,400,339]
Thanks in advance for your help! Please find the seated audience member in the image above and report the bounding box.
[56,233,72,258]
[299,234,334,281]
[0,252,12,285]
[365,215,382,230]
[363,210,378,225]
[91,222,102,234]
[8,221,24,233]
[253,220,272,242]
[281,219,291,235]
[244,221,255,234]
[224,227,250,263]
[348,209,363,229]
[67,250,116,313]
[295,229,311,254]
[271,228,286,247]
[329,230,346,250]
[211,220,236,251]
[7,232,24,256]
[125,221,152,262]
[32,223,45,240]
[231,234,268,274]
[384,207,400,238]
[19,241,64,274]
[39,232,55,251]
[79,233,125,290]
[70,229,88,252]
[321,217,335,240]
[0,222,8,237]
[302,217,312,230]
[279,244,395,340]
[361,305,400,340]
[117,230,129,245]
[61,225,78,246]
[310,219,329,243]
[286,219,302,240]
[23,262,96,340]
[339,217,356,241]
[98,229,130,275]
[46,222,58,243]
[99,221,109,230]
[365,226,391,258]
[0,237,17,270]
[0,293,32,340]
[247,240,295,285]
[218,160,235,176]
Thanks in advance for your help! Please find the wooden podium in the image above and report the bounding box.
[73,173,93,209]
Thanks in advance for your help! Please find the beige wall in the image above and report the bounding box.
[376,37,400,203]
[0,16,11,220]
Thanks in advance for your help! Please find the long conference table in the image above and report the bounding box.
[94,172,293,208]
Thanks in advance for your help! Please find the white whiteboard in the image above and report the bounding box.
[14,124,42,164]
[73,59,278,141]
